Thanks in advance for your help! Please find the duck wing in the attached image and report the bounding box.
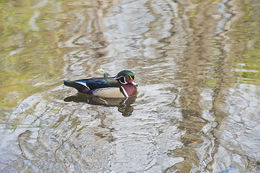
[64,77,119,92]
[82,77,119,90]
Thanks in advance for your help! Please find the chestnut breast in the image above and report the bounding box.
[121,84,137,97]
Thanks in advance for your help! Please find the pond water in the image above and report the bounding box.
[0,0,260,172]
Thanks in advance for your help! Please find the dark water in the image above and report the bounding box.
[0,0,260,172]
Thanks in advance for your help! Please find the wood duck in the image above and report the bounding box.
[64,70,137,98]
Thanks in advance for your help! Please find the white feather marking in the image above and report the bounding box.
[121,86,128,97]
[75,81,90,90]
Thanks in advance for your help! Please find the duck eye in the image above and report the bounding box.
[119,77,125,83]
[118,76,127,84]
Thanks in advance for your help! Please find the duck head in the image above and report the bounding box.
[115,70,137,86]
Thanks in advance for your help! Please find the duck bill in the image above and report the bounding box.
[131,80,138,86]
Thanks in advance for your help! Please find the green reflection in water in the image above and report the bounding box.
[0,0,67,113]
[204,0,260,89]
[232,0,260,85]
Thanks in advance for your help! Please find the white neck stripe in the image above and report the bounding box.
[121,86,128,97]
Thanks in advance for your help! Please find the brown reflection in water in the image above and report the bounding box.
[168,1,226,172]
[211,0,260,171]
[64,93,136,117]
[168,0,259,171]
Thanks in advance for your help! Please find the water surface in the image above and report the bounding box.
[0,0,260,172]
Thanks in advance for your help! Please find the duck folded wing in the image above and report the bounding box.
[64,77,119,91]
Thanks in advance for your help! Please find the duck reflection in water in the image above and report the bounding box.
[64,93,136,117]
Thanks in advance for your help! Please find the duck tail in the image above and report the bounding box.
[64,80,73,87]
[64,80,89,93]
